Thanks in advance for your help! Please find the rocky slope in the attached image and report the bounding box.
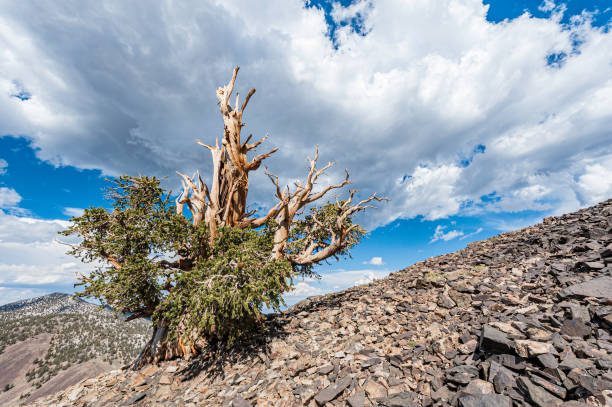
[32,199,612,407]
[0,293,150,406]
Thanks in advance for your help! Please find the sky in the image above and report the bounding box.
[0,0,611,306]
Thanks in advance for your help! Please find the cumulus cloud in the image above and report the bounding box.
[284,268,389,306]
[0,187,21,209]
[363,256,384,265]
[430,225,464,242]
[0,158,7,175]
[538,0,557,13]
[0,211,87,305]
[577,157,612,205]
[313,269,390,288]
[286,281,324,297]
[63,207,85,217]
[0,0,610,230]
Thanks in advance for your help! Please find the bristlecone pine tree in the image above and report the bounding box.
[61,67,387,367]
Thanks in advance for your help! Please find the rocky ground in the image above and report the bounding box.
[31,199,612,407]
[0,293,149,405]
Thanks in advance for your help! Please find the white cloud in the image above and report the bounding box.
[0,158,7,175]
[0,287,47,305]
[0,187,21,208]
[286,281,324,297]
[0,211,85,305]
[538,0,556,13]
[314,269,390,288]
[363,256,384,265]
[487,216,545,233]
[331,0,372,26]
[430,225,464,242]
[577,157,612,205]
[460,227,483,240]
[0,0,609,230]
[285,268,390,305]
[63,207,84,217]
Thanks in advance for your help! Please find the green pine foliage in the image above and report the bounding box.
[60,176,188,317]
[158,225,293,345]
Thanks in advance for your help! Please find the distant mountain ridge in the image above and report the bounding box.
[0,292,96,315]
[0,292,150,406]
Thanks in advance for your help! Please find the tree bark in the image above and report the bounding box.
[130,320,199,369]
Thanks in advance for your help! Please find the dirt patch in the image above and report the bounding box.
[0,333,51,406]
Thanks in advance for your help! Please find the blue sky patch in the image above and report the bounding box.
[0,137,107,219]
[11,81,31,101]
[460,144,486,167]
[306,0,370,46]
[483,0,611,27]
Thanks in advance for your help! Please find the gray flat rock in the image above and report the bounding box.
[347,389,365,407]
[314,375,351,405]
[560,276,612,301]
[459,394,512,407]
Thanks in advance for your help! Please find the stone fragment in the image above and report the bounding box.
[141,365,159,377]
[364,379,388,399]
[490,353,526,370]
[517,377,563,407]
[584,261,605,270]
[165,365,178,373]
[568,304,590,322]
[559,358,595,371]
[489,321,523,337]
[447,365,479,384]
[130,374,147,387]
[537,353,559,369]
[458,394,512,407]
[560,319,591,338]
[431,385,453,402]
[124,391,148,405]
[566,371,611,396]
[318,364,334,374]
[360,357,381,369]
[596,354,612,369]
[493,368,516,394]
[514,340,556,358]
[437,292,456,309]
[347,389,365,407]
[479,325,513,353]
[528,373,567,399]
[560,276,612,301]
[380,392,418,407]
[516,304,539,314]
[604,313,612,327]
[158,375,172,385]
[66,388,84,402]
[314,376,352,405]
[527,327,551,340]
[551,333,570,351]
[231,396,251,407]
[464,379,494,395]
